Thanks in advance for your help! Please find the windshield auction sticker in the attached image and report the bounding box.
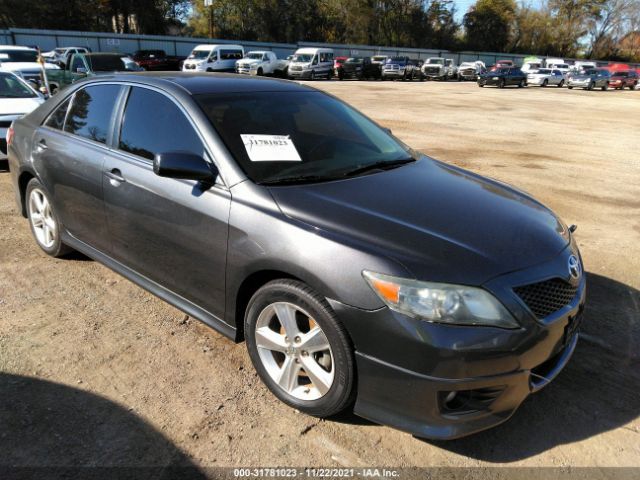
[241,134,302,162]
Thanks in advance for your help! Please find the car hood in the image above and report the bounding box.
[571,74,593,80]
[0,97,44,115]
[268,158,569,286]
[238,59,261,66]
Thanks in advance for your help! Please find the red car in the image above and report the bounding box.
[333,56,348,76]
[132,50,184,71]
[490,59,514,72]
[608,70,638,90]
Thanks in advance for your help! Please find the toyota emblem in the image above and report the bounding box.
[568,255,581,280]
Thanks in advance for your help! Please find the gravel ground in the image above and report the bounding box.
[0,80,638,473]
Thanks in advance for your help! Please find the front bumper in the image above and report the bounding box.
[288,69,312,79]
[330,246,586,439]
[382,70,406,78]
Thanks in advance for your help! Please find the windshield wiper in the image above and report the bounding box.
[258,174,340,186]
[341,158,416,177]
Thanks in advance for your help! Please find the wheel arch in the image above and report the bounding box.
[18,168,37,218]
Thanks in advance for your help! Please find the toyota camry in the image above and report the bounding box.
[7,73,586,439]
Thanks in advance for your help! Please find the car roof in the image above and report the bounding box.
[77,72,316,95]
[0,45,34,51]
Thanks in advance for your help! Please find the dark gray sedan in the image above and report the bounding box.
[7,73,586,439]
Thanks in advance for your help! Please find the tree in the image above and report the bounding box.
[463,0,517,52]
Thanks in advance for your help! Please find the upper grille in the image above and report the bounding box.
[514,278,578,319]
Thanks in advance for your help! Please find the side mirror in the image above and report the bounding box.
[76,67,87,74]
[153,152,217,183]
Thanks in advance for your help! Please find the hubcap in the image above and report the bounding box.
[255,302,334,400]
[28,188,57,249]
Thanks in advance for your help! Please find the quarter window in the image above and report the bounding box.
[118,87,205,161]
[64,85,121,144]
[71,56,84,72]
[45,98,71,130]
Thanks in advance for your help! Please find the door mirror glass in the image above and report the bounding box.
[153,152,217,182]
[76,67,87,74]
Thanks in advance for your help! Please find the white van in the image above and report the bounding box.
[182,44,244,72]
[287,47,334,80]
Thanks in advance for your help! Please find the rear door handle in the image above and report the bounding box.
[105,168,125,183]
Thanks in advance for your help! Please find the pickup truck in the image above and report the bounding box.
[382,57,423,81]
[422,57,457,80]
[132,50,184,71]
[46,53,130,94]
[235,51,288,77]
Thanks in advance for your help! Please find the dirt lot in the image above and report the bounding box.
[1,81,639,473]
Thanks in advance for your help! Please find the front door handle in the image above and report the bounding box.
[105,168,125,183]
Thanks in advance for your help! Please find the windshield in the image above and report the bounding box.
[190,50,211,59]
[372,56,386,61]
[536,69,551,74]
[195,91,415,184]
[388,57,406,63]
[0,73,37,98]
[346,57,363,63]
[427,59,444,64]
[87,55,126,72]
[292,54,312,63]
[0,49,38,62]
[54,48,66,54]
[246,52,264,59]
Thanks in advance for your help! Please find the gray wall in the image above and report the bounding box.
[0,27,635,68]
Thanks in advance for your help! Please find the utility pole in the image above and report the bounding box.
[205,0,213,39]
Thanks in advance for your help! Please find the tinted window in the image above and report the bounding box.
[64,85,121,144]
[0,73,37,98]
[87,55,125,72]
[45,98,71,130]
[195,91,413,184]
[119,87,205,161]
[220,49,243,60]
[71,56,84,72]
[0,49,38,62]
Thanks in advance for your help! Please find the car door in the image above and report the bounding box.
[34,84,122,253]
[102,85,230,320]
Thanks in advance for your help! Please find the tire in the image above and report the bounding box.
[499,79,506,88]
[602,83,608,91]
[478,82,484,87]
[518,79,526,88]
[588,81,594,91]
[568,86,573,89]
[310,70,315,81]
[257,67,263,76]
[245,279,355,418]
[558,80,564,88]
[206,68,213,72]
[26,178,73,258]
[542,79,548,87]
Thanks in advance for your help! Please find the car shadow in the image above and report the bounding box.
[425,272,640,461]
[0,158,8,172]
[0,373,207,477]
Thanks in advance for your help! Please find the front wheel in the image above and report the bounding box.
[568,86,573,89]
[518,79,526,88]
[542,79,548,87]
[588,81,594,90]
[602,83,608,91]
[26,178,73,257]
[245,280,355,417]
[310,70,316,81]
[558,80,564,88]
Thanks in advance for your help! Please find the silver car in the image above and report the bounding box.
[527,68,565,87]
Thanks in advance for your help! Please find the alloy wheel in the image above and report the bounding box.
[28,188,57,249]
[254,301,334,401]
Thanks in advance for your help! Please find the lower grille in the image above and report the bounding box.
[440,386,505,416]
[514,278,578,319]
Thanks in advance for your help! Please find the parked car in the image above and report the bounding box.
[0,71,45,158]
[381,56,422,81]
[132,50,184,71]
[478,67,527,88]
[42,46,90,67]
[287,48,334,80]
[0,46,59,89]
[333,56,348,77]
[521,58,543,74]
[526,68,565,88]
[547,62,571,77]
[182,44,244,72]
[457,61,486,80]
[608,70,638,90]
[489,60,514,72]
[421,57,457,80]
[7,72,585,440]
[338,57,381,80]
[566,69,611,90]
[370,55,388,67]
[46,53,129,94]
[235,51,288,77]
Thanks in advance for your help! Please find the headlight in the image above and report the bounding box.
[363,271,519,329]
[492,76,499,80]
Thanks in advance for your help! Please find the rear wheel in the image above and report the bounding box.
[602,83,609,91]
[257,67,263,76]
[542,79,548,87]
[587,81,594,90]
[310,70,316,81]
[568,86,573,89]
[518,79,526,88]
[26,178,72,258]
[498,78,506,88]
[245,280,355,417]
[630,82,637,90]
[558,80,564,88]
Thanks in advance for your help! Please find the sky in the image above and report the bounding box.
[452,0,544,21]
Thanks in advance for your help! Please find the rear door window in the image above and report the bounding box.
[64,84,121,144]
[44,98,71,130]
[118,87,205,161]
